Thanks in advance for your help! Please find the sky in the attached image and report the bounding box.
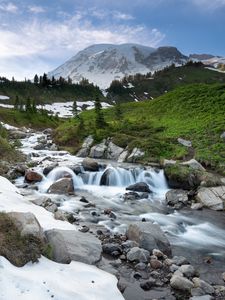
[0,0,224,80]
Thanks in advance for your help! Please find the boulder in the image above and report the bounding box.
[178,265,196,278]
[43,163,59,176]
[170,275,194,291]
[25,170,43,183]
[89,140,107,159]
[126,247,150,263]
[127,148,145,163]
[118,150,128,163]
[34,143,46,150]
[126,182,151,193]
[45,229,102,265]
[192,278,215,295]
[7,212,45,241]
[76,135,94,157]
[102,243,122,257]
[82,158,99,172]
[189,296,213,300]
[47,178,74,194]
[49,144,58,151]
[9,130,27,139]
[165,189,189,209]
[162,159,177,167]
[106,141,124,160]
[180,159,205,171]
[127,221,171,256]
[177,138,192,147]
[100,168,113,186]
[196,186,225,210]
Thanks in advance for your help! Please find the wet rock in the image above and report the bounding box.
[43,163,58,175]
[76,135,94,157]
[165,189,189,209]
[7,164,27,180]
[78,225,89,233]
[127,247,150,263]
[47,178,74,194]
[7,212,45,241]
[70,165,82,175]
[152,249,164,258]
[150,259,163,269]
[126,182,151,193]
[192,278,214,295]
[79,196,89,203]
[9,130,27,139]
[170,275,194,291]
[54,210,76,223]
[25,170,43,183]
[140,278,156,290]
[196,186,225,210]
[43,128,52,135]
[127,148,145,163]
[178,265,196,278]
[100,168,113,185]
[49,144,58,151]
[135,262,147,270]
[123,192,141,201]
[191,203,203,210]
[102,243,122,257]
[82,158,99,172]
[122,240,139,252]
[127,221,171,256]
[45,229,102,264]
[34,143,46,150]
[89,140,107,159]
[171,256,189,266]
[177,138,192,147]
[118,150,128,163]
[106,141,124,160]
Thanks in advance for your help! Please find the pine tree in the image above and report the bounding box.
[14,95,19,110]
[34,74,39,85]
[95,95,106,128]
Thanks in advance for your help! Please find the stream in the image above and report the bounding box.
[15,129,225,285]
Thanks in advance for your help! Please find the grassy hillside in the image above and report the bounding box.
[107,62,225,102]
[0,78,104,105]
[55,83,225,172]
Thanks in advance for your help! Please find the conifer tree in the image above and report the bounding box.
[95,95,106,128]
[34,74,39,85]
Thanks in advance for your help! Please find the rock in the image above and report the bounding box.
[220,132,225,140]
[43,163,58,176]
[162,159,177,167]
[82,158,99,172]
[127,148,145,163]
[31,197,57,213]
[122,240,139,251]
[178,265,196,278]
[171,256,189,266]
[54,210,76,223]
[45,229,102,265]
[222,272,225,281]
[126,247,150,263]
[7,164,27,180]
[126,182,151,193]
[106,141,124,160]
[9,130,27,139]
[43,128,52,135]
[135,262,147,270]
[34,143,46,150]
[150,259,163,269]
[178,138,192,147]
[140,278,156,290]
[127,221,171,256]
[118,150,128,163]
[47,178,74,194]
[189,296,213,300]
[152,249,164,258]
[123,192,140,201]
[165,189,189,209]
[76,135,94,157]
[100,168,113,185]
[180,159,205,171]
[102,243,122,257]
[196,186,225,210]
[89,140,107,159]
[192,278,215,295]
[191,203,203,210]
[170,264,179,272]
[70,165,83,175]
[49,144,58,151]
[170,275,194,291]
[25,170,43,183]
[7,212,45,241]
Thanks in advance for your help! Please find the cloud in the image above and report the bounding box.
[28,5,45,13]
[0,2,18,13]
[112,11,134,21]
[0,13,165,79]
[191,0,225,10]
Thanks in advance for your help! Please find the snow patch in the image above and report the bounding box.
[0,95,10,100]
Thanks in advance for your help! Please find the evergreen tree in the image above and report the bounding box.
[14,95,19,110]
[34,74,39,84]
[32,99,37,113]
[25,97,32,112]
[95,95,106,128]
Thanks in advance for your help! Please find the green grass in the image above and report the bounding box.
[55,83,225,172]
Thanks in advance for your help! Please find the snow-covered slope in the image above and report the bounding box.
[48,43,187,89]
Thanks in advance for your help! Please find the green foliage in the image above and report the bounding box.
[95,95,106,128]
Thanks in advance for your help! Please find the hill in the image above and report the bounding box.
[54,83,225,172]
[106,62,225,102]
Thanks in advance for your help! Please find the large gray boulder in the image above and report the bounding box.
[118,150,128,163]
[106,142,124,160]
[165,189,189,209]
[47,178,74,194]
[127,221,171,256]
[170,275,194,291]
[126,182,151,193]
[127,148,145,163]
[196,186,225,210]
[82,158,99,172]
[76,135,94,157]
[45,229,102,265]
[9,130,27,139]
[89,140,107,159]
[7,212,45,241]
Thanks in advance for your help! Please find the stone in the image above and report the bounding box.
[189,296,213,300]
[191,203,203,210]
[122,240,139,251]
[135,262,147,270]
[152,249,164,258]
[177,138,192,147]
[170,264,179,272]
[89,140,107,159]
[43,163,58,175]
[106,141,124,160]
[178,265,196,278]
[165,189,189,209]
[171,256,189,266]
[196,186,225,210]
[118,150,128,163]
[192,278,214,295]
[140,278,156,290]
[162,159,177,166]
[126,247,150,263]
[123,192,140,201]
[100,168,113,185]
[127,221,171,256]
[76,135,94,157]
[222,272,225,281]
[7,212,45,241]
[47,178,74,194]
[126,182,151,193]
[49,144,58,151]
[150,259,163,269]
[82,158,99,172]
[9,130,27,139]
[102,243,122,257]
[45,229,102,265]
[25,170,43,183]
[170,275,194,291]
[180,159,205,171]
[127,148,145,163]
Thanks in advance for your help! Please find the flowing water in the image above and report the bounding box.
[16,130,225,283]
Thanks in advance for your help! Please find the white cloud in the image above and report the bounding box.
[0,2,18,13]
[29,5,45,14]
[112,11,134,20]
[0,13,165,79]
[191,0,225,9]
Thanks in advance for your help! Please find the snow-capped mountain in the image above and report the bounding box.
[48,43,188,89]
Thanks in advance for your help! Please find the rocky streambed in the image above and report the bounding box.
[1,124,225,300]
